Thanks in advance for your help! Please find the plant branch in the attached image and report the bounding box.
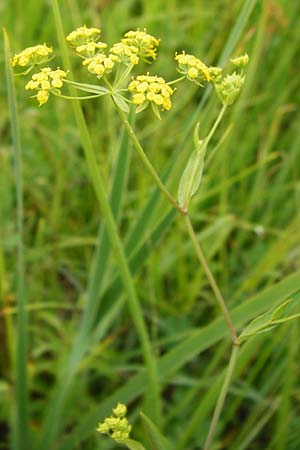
[203,345,239,450]
[184,215,238,343]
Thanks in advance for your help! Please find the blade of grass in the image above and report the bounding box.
[70,117,133,364]
[3,28,28,450]
[273,322,298,450]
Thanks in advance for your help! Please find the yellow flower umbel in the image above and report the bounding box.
[66,25,101,47]
[82,53,117,78]
[121,29,159,62]
[75,42,107,58]
[110,42,139,65]
[128,75,174,115]
[25,67,67,106]
[175,52,211,84]
[97,403,131,442]
[11,44,53,68]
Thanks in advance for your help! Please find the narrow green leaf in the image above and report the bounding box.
[178,141,207,209]
[113,95,130,113]
[136,101,149,114]
[151,102,161,120]
[140,411,171,450]
[237,292,300,343]
[3,27,29,450]
[65,79,109,94]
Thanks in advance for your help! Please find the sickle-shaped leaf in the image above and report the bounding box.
[65,79,110,95]
[237,292,300,344]
[113,95,130,113]
[178,140,207,210]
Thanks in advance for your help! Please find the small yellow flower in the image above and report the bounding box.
[11,44,53,68]
[25,67,68,106]
[128,74,174,112]
[66,25,101,47]
[175,51,211,83]
[82,53,117,78]
[122,29,159,61]
[36,90,49,106]
[75,42,107,57]
[110,42,139,65]
[187,67,199,79]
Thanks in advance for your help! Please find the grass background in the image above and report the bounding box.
[1,0,300,449]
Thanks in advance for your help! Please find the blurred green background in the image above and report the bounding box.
[1,1,300,449]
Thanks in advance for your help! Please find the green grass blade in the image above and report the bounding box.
[3,28,28,450]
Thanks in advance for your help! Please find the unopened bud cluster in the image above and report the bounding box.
[97,403,131,441]
[214,72,245,106]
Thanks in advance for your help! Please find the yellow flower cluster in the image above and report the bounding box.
[25,67,67,106]
[11,44,53,67]
[110,42,139,65]
[122,29,159,61]
[66,25,101,47]
[175,52,211,83]
[97,403,131,442]
[75,42,107,58]
[128,75,174,111]
[82,53,117,78]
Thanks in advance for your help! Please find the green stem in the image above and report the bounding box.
[205,104,227,145]
[184,215,238,343]
[116,103,237,343]
[116,106,184,213]
[3,29,28,450]
[167,75,186,86]
[42,1,161,444]
[52,91,105,100]
[203,345,239,450]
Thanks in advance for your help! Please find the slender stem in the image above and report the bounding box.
[167,75,186,86]
[4,29,29,450]
[184,215,238,343]
[117,103,237,342]
[116,106,184,213]
[205,104,227,145]
[203,345,239,450]
[52,91,105,100]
